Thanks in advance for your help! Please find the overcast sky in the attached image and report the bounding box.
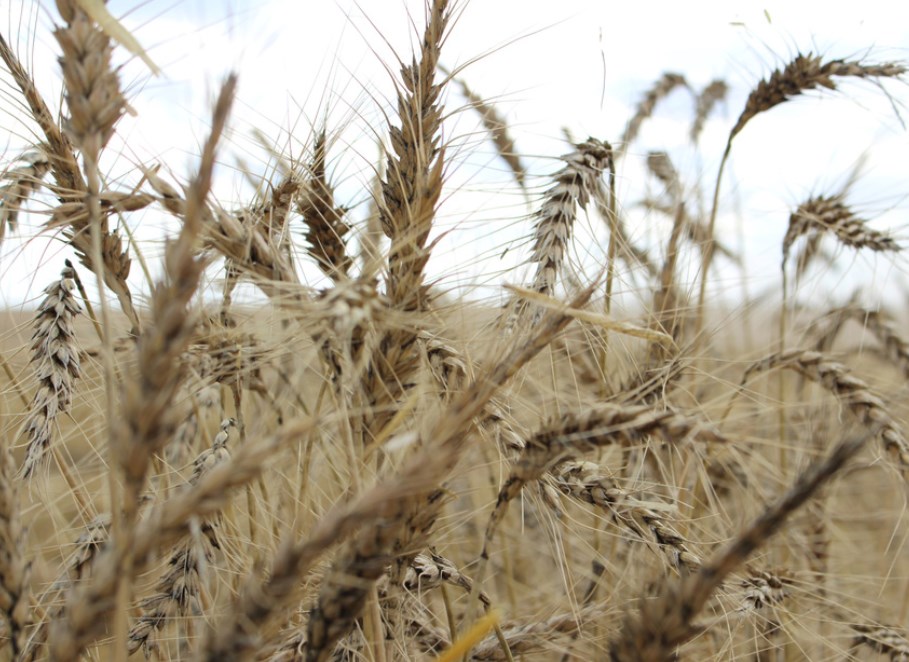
[2,0,908,309]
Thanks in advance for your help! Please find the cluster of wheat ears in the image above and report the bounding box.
[0,1,908,660]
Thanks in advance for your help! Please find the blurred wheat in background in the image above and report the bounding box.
[0,1,908,660]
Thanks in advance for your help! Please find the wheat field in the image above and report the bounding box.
[1,1,908,660]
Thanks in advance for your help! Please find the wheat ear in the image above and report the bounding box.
[740,350,909,479]
[552,460,702,573]
[20,265,82,478]
[850,622,909,660]
[619,72,689,159]
[381,0,451,312]
[697,53,905,342]
[127,419,234,655]
[524,138,613,305]
[782,193,899,266]
[690,79,728,143]
[46,74,236,662]
[449,70,526,190]
[54,0,140,334]
[299,129,351,280]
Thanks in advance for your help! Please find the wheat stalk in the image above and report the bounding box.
[0,433,28,658]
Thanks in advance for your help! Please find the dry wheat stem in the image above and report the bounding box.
[0,437,28,658]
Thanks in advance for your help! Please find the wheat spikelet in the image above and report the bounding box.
[298,129,351,280]
[0,146,50,239]
[619,72,689,157]
[403,551,490,607]
[380,0,451,312]
[782,193,899,266]
[527,138,613,300]
[20,265,82,478]
[690,79,727,143]
[736,568,791,613]
[647,151,688,339]
[742,350,909,478]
